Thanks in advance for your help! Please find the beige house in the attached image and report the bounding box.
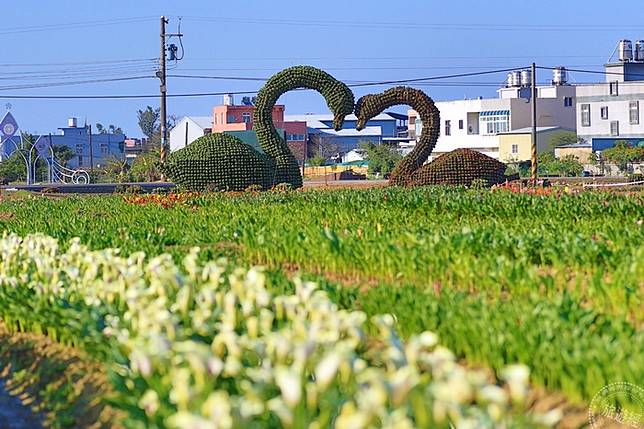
[554,142,593,163]
[497,126,574,162]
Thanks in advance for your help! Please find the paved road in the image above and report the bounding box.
[1,180,389,194]
[1,182,176,194]
[0,380,43,429]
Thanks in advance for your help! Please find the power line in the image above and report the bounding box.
[347,67,523,87]
[180,16,644,32]
[0,67,523,99]
[167,67,521,85]
[0,58,158,68]
[181,55,605,61]
[0,17,157,36]
[0,76,155,91]
[168,75,504,86]
[537,64,644,80]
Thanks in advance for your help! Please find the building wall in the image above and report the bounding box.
[409,85,576,161]
[554,147,592,163]
[212,105,285,133]
[508,86,576,130]
[50,127,124,169]
[497,131,559,163]
[169,118,209,152]
[576,82,644,145]
[309,131,382,154]
[0,126,124,169]
[283,121,307,163]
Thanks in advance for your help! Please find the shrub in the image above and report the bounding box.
[161,133,274,192]
[414,149,508,187]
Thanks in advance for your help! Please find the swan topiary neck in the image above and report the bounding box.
[254,66,355,188]
[355,87,439,186]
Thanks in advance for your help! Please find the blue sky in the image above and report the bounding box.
[2,0,644,137]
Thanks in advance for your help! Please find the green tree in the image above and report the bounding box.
[602,141,644,173]
[538,151,583,177]
[130,149,162,182]
[52,145,74,166]
[0,151,27,182]
[308,155,326,167]
[309,134,339,160]
[137,106,160,139]
[359,141,402,175]
[98,156,131,183]
[96,123,123,135]
[548,131,580,151]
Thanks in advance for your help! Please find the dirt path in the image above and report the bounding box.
[0,380,43,429]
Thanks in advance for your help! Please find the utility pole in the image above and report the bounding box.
[159,16,168,178]
[530,62,538,186]
[88,124,94,174]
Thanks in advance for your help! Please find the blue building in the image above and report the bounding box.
[50,119,125,169]
[1,117,125,169]
[284,113,402,155]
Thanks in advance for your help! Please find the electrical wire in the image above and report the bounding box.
[0,67,524,99]
[179,16,644,32]
[0,76,155,91]
[1,58,158,68]
[537,64,644,80]
[0,17,157,36]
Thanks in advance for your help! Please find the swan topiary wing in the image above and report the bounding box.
[162,133,274,191]
[412,148,508,187]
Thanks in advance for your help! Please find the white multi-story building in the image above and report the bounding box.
[408,69,577,162]
[576,60,644,151]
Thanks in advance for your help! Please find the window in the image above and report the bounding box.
[242,112,251,123]
[610,121,619,136]
[511,144,519,154]
[609,81,619,96]
[564,97,573,107]
[600,106,609,120]
[227,114,236,123]
[100,143,109,154]
[286,134,305,141]
[445,120,451,136]
[479,111,510,135]
[630,101,640,125]
[581,104,591,127]
[75,144,83,155]
[458,119,464,130]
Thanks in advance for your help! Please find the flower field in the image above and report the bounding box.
[0,186,642,428]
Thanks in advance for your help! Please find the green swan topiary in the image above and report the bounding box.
[162,66,355,191]
[160,133,274,191]
[355,86,508,187]
[253,65,355,188]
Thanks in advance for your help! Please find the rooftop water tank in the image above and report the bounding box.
[510,70,522,87]
[619,39,633,62]
[223,93,234,106]
[552,66,568,85]
[635,40,644,62]
[521,69,533,87]
[68,117,77,128]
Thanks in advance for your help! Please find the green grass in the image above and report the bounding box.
[0,187,642,404]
